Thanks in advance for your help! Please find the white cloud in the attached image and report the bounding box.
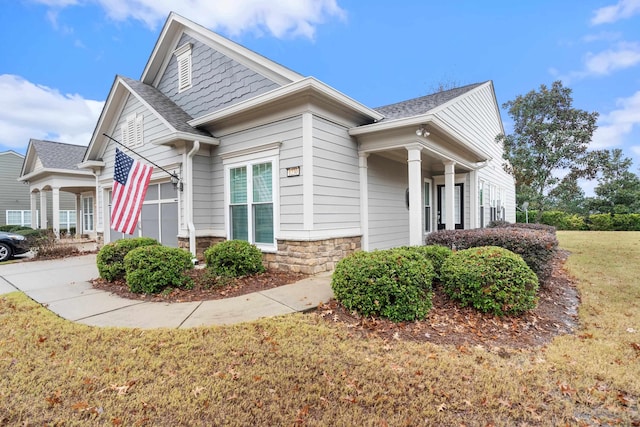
[591,0,640,25]
[558,42,640,82]
[32,0,346,39]
[582,31,622,42]
[591,90,640,149]
[583,42,640,75]
[0,74,103,150]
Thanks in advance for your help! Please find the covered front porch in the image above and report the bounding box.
[350,118,491,250]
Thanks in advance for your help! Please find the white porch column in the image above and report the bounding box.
[444,161,456,230]
[469,170,478,229]
[76,194,82,235]
[52,187,60,238]
[30,192,38,229]
[407,144,423,246]
[359,152,369,251]
[40,190,48,230]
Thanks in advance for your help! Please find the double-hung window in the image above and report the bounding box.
[228,161,275,248]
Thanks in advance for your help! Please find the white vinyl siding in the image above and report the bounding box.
[367,154,410,250]
[312,117,360,231]
[435,83,516,222]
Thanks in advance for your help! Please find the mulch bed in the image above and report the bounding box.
[90,267,308,303]
[315,250,580,350]
[91,251,580,350]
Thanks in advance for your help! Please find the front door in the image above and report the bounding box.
[437,183,464,230]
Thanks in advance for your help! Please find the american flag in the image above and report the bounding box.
[111,148,153,235]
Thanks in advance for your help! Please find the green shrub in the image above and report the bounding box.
[425,228,557,285]
[0,225,32,232]
[612,213,640,231]
[440,246,539,316]
[331,248,435,322]
[397,245,452,281]
[96,237,160,282]
[204,240,265,278]
[588,214,613,231]
[124,245,194,294]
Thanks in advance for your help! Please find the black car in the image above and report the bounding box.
[0,231,31,262]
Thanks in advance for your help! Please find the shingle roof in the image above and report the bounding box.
[374,82,484,120]
[120,76,211,137]
[31,139,87,170]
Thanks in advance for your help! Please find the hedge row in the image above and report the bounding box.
[516,211,640,231]
[425,227,558,284]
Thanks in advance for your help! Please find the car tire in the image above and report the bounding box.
[0,242,12,262]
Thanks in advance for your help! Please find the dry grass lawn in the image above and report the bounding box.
[1,231,639,426]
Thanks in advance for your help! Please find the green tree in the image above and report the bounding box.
[548,177,587,214]
[586,149,640,214]
[496,81,600,216]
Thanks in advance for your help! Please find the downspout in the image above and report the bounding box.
[187,141,200,257]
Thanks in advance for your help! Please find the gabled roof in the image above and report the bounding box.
[0,150,24,159]
[19,139,94,182]
[374,82,484,120]
[121,76,210,137]
[141,12,302,87]
[28,140,86,170]
[83,75,219,162]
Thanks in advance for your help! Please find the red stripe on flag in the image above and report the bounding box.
[110,153,153,235]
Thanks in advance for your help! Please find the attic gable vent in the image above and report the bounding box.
[174,42,193,93]
[121,113,144,148]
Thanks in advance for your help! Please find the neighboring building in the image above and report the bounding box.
[0,151,31,227]
[18,140,93,236]
[34,13,514,273]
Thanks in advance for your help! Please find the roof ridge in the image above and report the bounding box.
[375,81,485,110]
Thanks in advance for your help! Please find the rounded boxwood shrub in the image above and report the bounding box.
[124,245,194,294]
[204,240,265,278]
[96,237,160,282]
[440,246,539,316]
[398,245,453,281]
[331,248,435,322]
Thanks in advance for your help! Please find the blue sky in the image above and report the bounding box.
[1,0,640,191]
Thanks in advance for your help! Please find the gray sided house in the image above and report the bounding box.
[0,151,31,227]
[18,140,94,236]
[77,13,515,273]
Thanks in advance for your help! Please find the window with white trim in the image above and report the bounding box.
[121,113,143,148]
[82,196,94,232]
[228,161,275,248]
[174,43,192,93]
[59,210,77,234]
[6,210,34,227]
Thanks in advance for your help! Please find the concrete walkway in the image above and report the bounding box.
[0,254,334,329]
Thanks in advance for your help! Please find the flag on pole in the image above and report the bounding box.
[111,148,153,235]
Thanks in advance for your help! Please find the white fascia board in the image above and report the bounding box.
[141,13,302,86]
[18,168,95,182]
[350,115,492,163]
[189,77,384,128]
[152,132,219,147]
[77,160,106,170]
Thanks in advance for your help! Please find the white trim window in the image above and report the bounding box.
[424,178,432,233]
[82,196,94,232]
[228,161,276,249]
[6,210,34,227]
[174,43,193,93]
[121,113,143,148]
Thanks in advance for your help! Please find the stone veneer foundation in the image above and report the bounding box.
[100,233,360,275]
[264,236,361,275]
